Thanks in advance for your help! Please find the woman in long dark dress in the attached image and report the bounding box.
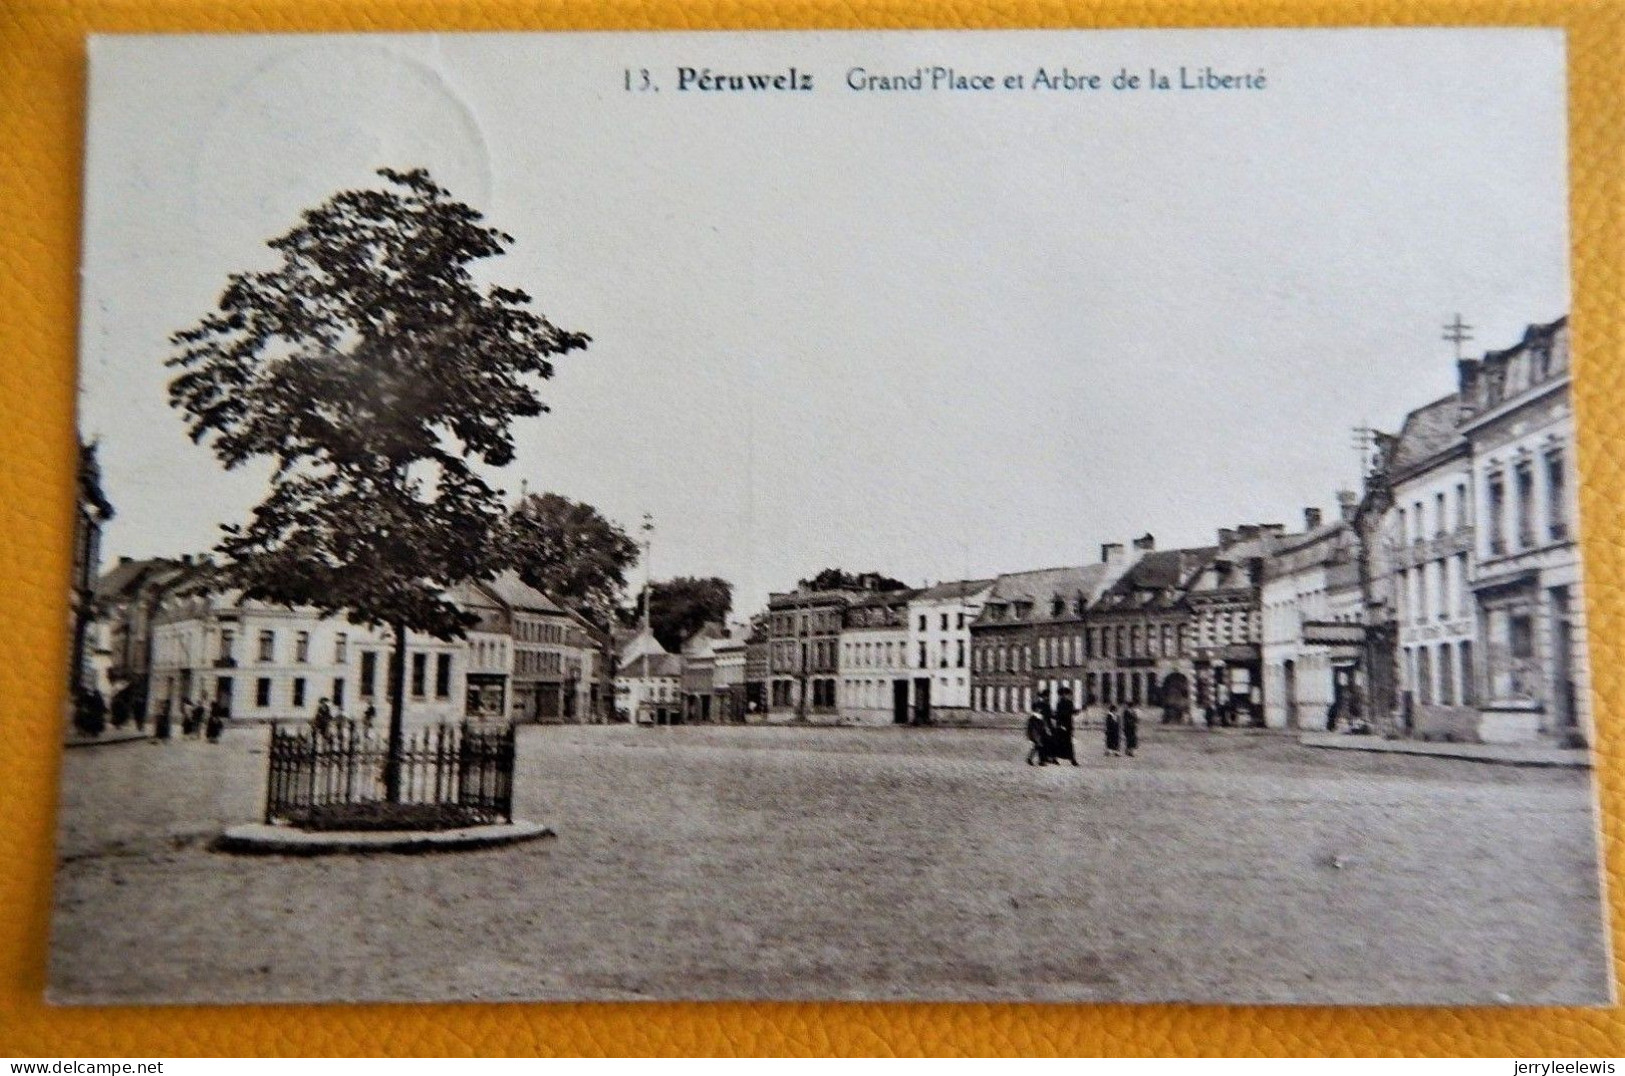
[1103,705,1121,756]
[1051,687,1079,766]
[1121,705,1139,757]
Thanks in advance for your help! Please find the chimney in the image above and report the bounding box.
[1261,523,1285,539]
[1237,524,1261,542]
[1304,507,1323,531]
[118,555,132,564]
[1217,528,1237,548]
[1101,543,1125,566]
[1132,533,1156,552]
[1337,489,1359,522]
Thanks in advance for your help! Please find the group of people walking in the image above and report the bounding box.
[155,695,228,742]
[1025,686,1139,765]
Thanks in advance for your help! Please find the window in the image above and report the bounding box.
[1455,554,1470,618]
[1415,564,1428,625]
[360,651,377,696]
[291,631,308,663]
[335,633,348,663]
[956,640,965,668]
[1435,559,1448,621]
[940,613,949,631]
[1435,492,1447,537]
[957,613,966,629]
[1547,450,1568,539]
[435,653,452,698]
[258,630,275,663]
[255,677,271,708]
[333,677,345,709]
[1396,507,1407,545]
[1455,483,1469,530]
[918,615,926,631]
[411,653,427,697]
[1515,461,1536,548]
[1413,502,1425,542]
[292,677,307,707]
[1510,614,1535,659]
[1487,473,1506,554]
[918,642,927,669]
[1459,641,1475,705]
[1438,644,1455,706]
[1416,647,1433,706]
[1086,628,1097,657]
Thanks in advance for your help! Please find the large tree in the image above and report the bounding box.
[637,576,733,653]
[167,167,588,799]
[505,492,639,628]
[800,568,909,592]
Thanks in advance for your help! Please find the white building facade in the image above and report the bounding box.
[1458,317,1589,744]
[1386,395,1480,740]
[838,589,915,724]
[906,579,994,717]
[1261,520,1366,730]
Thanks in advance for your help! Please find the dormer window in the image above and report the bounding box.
[1050,596,1065,617]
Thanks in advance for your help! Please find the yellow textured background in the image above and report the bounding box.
[1,0,1621,1057]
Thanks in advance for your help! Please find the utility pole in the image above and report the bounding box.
[1443,313,1474,361]
[640,513,654,635]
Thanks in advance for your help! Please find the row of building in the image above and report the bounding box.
[635,316,1587,745]
[85,560,613,727]
[75,316,1587,746]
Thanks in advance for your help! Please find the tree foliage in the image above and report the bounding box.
[505,492,639,628]
[799,568,909,593]
[166,167,589,639]
[639,576,733,653]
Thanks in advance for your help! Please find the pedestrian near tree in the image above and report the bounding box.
[363,701,377,734]
[313,697,334,738]
[75,688,107,738]
[1122,705,1139,757]
[1104,704,1121,757]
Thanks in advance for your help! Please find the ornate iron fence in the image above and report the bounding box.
[264,721,515,830]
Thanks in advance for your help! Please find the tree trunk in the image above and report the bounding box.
[385,620,408,802]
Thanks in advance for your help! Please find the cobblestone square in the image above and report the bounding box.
[48,724,1610,1005]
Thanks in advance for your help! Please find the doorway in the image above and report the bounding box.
[912,677,932,725]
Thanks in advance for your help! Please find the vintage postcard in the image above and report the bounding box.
[53,29,1609,1006]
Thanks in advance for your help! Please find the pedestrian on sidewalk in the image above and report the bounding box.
[206,696,227,743]
[1104,704,1121,757]
[1122,705,1139,757]
[155,697,172,741]
[313,697,333,737]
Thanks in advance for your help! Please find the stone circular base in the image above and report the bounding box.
[215,819,554,855]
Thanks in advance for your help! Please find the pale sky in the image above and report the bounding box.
[79,30,1569,614]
